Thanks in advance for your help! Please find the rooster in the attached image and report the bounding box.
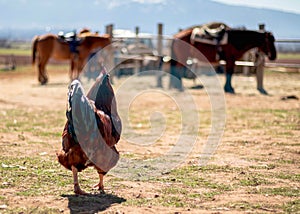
[56,68,121,195]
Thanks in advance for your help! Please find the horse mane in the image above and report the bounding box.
[228,29,265,39]
[227,29,266,50]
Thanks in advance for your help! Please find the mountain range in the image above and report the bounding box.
[0,0,300,40]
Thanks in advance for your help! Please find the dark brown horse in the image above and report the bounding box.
[170,24,277,93]
[32,34,112,84]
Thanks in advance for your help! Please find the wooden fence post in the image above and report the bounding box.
[134,26,140,75]
[169,28,183,90]
[242,51,251,75]
[256,23,266,94]
[105,24,113,37]
[156,23,163,88]
[105,24,114,82]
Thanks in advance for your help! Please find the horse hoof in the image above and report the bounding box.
[41,79,48,85]
[224,86,235,94]
[39,77,48,85]
[257,88,268,95]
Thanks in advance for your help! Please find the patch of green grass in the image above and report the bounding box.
[278,53,300,60]
[276,173,300,182]
[283,199,300,213]
[120,153,139,159]
[225,200,284,212]
[257,187,300,197]
[245,168,300,184]
[198,164,244,173]
[4,207,62,214]
[125,197,153,207]
[276,159,297,165]
[159,164,237,175]
[0,156,72,196]
[155,165,232,207]
[124,165,236,208]
[159,196,185,207]
[0,108,65,138]
[239,175,271,186]
[229,108,300,131]
[226,201,263,211]
[160,185,188,195]
[0,48,31,56]
[201,191,221,199]
[0,64,69,74]
[249,164,276,170]
[0,195,7,207]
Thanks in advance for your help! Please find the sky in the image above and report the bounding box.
[94,0,300,14]
[1,0,300,38]
[212,0,300,14]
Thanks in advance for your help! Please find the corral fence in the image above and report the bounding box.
[0,54,68,71]
[104,23,300,76]
[1,23,299,74]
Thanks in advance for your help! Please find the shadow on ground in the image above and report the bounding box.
[62,193,126,213]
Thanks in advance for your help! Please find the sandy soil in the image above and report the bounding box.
[0,67,299,213]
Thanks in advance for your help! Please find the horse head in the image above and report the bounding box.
[262,32,277,60]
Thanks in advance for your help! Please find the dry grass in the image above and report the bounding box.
[0,65,299,213]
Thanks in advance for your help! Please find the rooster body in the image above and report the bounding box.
[57,71,121,195]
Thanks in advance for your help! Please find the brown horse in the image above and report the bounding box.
[170,23,277,93]
[32,34,111,84]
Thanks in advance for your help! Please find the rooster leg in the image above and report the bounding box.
[93,173,104,193]
[71,166,87,195]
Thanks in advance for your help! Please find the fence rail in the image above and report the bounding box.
[276,39,300,43]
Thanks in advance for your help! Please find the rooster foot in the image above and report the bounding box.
[74,184,88,195]
[93,183,105,194]
[71,166,88,195]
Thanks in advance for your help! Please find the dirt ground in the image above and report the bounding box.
[0,66,299,213]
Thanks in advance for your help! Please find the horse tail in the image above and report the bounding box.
[32,35,39,65]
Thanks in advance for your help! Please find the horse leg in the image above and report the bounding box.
[256,52,268,95]
[70,59,75,80]
[76,59,84,79]
[256,66,268,95]
[38,58,49,85]
[169,60,183,91]
[70,54,79,80]
[224,61,235,93]
[224,73,234,93]
[169,63,175,89]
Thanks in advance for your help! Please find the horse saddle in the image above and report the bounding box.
[191,22,229,45]
[58,31,82,53]
[58,31,76,41]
